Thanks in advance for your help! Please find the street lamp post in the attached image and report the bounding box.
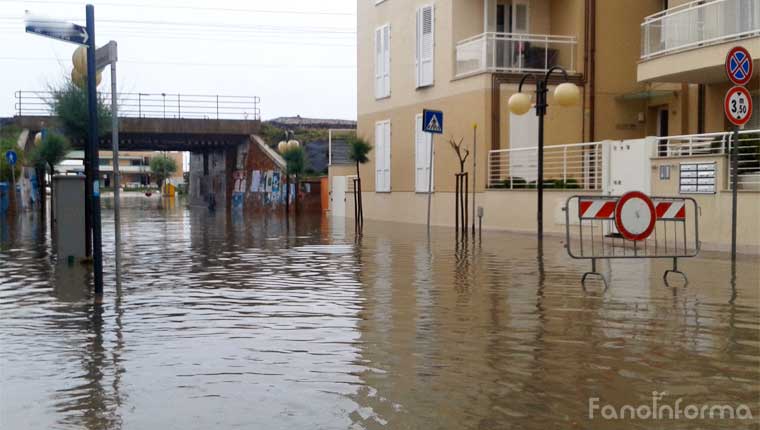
[278,132,299,216]
[508,66,580,244]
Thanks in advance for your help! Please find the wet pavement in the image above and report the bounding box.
[1,197,758,429]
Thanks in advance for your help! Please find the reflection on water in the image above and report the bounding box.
[1,197,758,429]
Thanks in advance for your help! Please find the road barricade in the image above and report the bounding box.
[564,191,700,288]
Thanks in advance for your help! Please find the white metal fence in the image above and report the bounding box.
[487,142,604,190]
[641,0,760,60]
[455,32,577,77]
[654,130,760,190]
[15,90,261,120]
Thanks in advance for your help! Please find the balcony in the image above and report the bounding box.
[639,0,760,82]
[455,32,577,78]
[641,0,760,59]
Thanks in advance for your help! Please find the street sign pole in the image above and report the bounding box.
[85,4,104,296]
[731,126,739,265]
[109,44,121,272]
[422,109,443,232]
[724,46,753,267]
[6,151,18,209]
[427,133,434,231]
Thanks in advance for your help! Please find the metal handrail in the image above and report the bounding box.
[488,141,605,190]
[640,0,760,60]
[14,90,261,120]
[455,31,577,78]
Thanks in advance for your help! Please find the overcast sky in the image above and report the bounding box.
[0,0,357,121]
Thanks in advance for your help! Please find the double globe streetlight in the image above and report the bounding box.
[72,46,102,88]
[507,66,580,244]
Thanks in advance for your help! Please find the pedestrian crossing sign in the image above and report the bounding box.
[422,109,443,134]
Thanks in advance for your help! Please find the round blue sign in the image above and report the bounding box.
[5,150,17,166]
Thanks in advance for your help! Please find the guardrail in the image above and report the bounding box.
[487,141,604,190]
[455,32,577,78]
[15,90,261,120]
[653,130,760,190]
[641,0,760,60]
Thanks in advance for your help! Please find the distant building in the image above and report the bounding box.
[58,151,185,189]
[267,116,356,130]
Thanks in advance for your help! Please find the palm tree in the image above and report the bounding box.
[347,136,372,229]
[29,132,71,225]
[281,145,306,214]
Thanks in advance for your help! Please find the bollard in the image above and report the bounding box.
[477,206,484,237]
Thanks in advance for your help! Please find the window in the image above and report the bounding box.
[375,120,391,192]
[513,0,530,33]
[415,4,434,88]
[415,114,434,192]
[375,24,391,99]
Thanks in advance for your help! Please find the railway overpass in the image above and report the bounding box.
[10,91,286,210]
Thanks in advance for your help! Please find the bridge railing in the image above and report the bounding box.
[15,90,261,121]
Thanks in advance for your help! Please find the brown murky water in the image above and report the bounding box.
[1,197,758,429]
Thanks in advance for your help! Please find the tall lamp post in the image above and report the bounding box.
[508,66,580,244]
[277,132,299,215]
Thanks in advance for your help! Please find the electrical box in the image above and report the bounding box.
[53,175,86,259]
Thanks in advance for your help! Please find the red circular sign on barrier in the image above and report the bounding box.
[724,86,753,127]
[615,191,656,242]
[725,46,753,86]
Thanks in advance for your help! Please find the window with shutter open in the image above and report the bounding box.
[415,114,434,192]
[415,5,434,88]
[375,24,391,99]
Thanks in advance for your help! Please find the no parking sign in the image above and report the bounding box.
[726,46,753,86]
[724,46,753,127]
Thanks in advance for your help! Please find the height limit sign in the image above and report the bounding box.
[725,86,753,127]
[724,46,753,127]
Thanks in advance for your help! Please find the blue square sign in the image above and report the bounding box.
[422,109,443,134]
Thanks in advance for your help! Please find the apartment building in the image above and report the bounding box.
[59,151,185,189]
[330,0,670,225]
[98,151,185,189]
[638,0,760,136]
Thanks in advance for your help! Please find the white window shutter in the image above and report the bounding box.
[416,5,434,88]
[375,121,383,190]
[375,27,383,98]
[383,25,391,97]
[383,122,391,191]
[414,115,434,192]
[415,115,424,192]
[375,121,391,192]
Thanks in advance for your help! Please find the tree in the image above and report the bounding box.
[347,136,372,229]
[29,133,71,222]
[50,81,112,143]
[449,136,470,234]
[282,146,307,214]
[30,133,71,175]
[149,155,178,192]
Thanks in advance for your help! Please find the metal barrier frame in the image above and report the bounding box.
[564,195,701,288]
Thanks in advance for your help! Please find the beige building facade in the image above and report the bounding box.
[344,0,664,201]
[330,0,760,252]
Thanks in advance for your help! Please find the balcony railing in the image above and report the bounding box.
[455,32,577,78]
[641,0,760,60]
[487,142,604,190]
[654,129,760,190]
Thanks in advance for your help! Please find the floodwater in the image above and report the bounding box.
[1,197,758,430]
